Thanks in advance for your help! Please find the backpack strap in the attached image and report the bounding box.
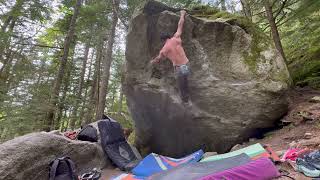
[49,159,60,180]
[65,157,77,180]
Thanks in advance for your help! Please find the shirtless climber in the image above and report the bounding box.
[150,10,190,104]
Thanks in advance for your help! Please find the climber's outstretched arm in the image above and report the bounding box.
[150,50,166,64]
[174,10,187,38]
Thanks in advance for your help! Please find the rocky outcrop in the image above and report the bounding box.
[0,132,109,180]
[124,1,291,157]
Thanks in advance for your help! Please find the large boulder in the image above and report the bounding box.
[0,132,110,180]
[124,1,291,157]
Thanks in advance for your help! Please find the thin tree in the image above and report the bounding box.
[69,44,90,129]
[118,63,125,115]
[45,0,82,131]
[221,0,227,11]
[79,49,95,125]
[84,40,103,124]
[264,0,287,64]
[240,0,252,21]
[95,0,119,120]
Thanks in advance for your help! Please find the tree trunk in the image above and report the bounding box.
[0,0,23,59]
[55,82,68,130]
[0,46,23,99]
[94,47,102,119]
[79,49,95,125]
[45,0,82,132]
[0,20,16,66]
[55,58,74,130]
[69,44,90,129]
[1,0,24,32]
[110,91,115,110]
[118,63,125,115]
[0,51,13,85]
[0,127,8,140]
[221,0,227,11]
[63,109,69,132]
[95,0,119,120]
[240,0,252,21]
[264,0,287,64]
[1,16,13,32]
[84,41,103,124]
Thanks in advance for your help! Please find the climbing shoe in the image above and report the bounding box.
[296,158,320,177]
[305,151,320,169]
[79,168,101,180]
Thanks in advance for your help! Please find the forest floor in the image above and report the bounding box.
[239,87,320,180]
[100,87,320,180]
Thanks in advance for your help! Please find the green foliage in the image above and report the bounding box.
[159,0,201,8]
[105,49,133,129]
[239,18,271,73]
[1,0,320,144]
[128,130,135,145]
[281,4,320,88]
[246,0,320,87]
[77,0,112,44]
[190,4,242,20]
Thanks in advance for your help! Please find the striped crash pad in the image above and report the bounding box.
[113,149,204,179]
[149,153,251,180]
[201,143,270,162]
[132,149,204,177]
[111,173,145,180]
[199,157,280,180]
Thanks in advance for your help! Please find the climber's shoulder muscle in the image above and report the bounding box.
[164,38,181,50]
[160,42,170,56]
[171,37,182,44]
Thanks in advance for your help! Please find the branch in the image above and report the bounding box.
[269,0,302,27]
[261,11,287,31]
[253,0,300,17]
[276,12,288,25]
[273,0,288,19]
[276,15,292,27]
[271,0,278,7]
[112,0,128,30]
[252,10,266,17]
[105,0,129,30]
[262,24,270,32]
[13,42,63,49]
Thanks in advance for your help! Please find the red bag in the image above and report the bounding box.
[64,131,78,140]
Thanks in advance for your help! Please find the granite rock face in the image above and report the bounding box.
[124,0,291,157]
[0,132,109,180]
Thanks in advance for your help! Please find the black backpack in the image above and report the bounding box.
[49,157,78,180]
[77,125,98,142]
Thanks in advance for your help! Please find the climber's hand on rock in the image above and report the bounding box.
[150,58,159,64]
[181,10,187,16]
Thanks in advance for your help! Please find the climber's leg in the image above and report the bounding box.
[176,65,190,103]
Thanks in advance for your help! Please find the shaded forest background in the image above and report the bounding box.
[0,0,319,143]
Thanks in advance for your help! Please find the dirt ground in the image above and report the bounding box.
[100,168,123,180]
[243,87,320,180]
[248,87,320,151]
[100,87,320,180]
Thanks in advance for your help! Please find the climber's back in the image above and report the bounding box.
[160,36,189,66]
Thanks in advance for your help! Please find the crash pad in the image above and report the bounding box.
[131,149,204,177]
[199,157,280,180]
[150,153,251,180]
[98,119,140,171]
[112,173,145,180]
[201,143,267,162]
